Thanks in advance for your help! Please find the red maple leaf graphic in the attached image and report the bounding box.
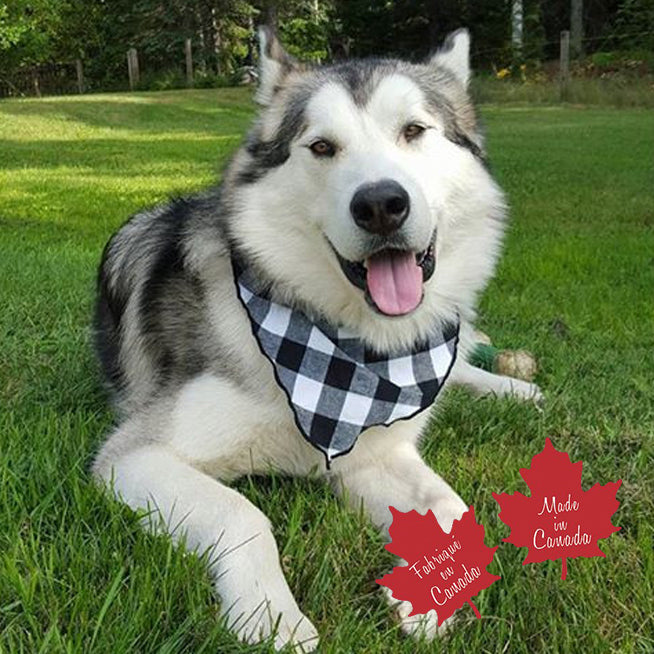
[493,438,621,580]
[376,506,500,625]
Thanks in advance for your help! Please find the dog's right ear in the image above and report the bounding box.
[255,26,298,105]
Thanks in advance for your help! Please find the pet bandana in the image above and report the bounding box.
[234,262,459,467]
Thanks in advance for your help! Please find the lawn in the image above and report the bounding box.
[0,88,653,654]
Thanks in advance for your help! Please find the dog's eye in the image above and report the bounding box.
[403,123,426,142]
[309,139,336,158]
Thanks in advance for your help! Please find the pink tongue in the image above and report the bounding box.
[366,250,423,316]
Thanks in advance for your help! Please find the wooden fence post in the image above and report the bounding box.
[75,59,84,94]
[127,48,140,90]
[560,30,570,101]
[185,38,193,87]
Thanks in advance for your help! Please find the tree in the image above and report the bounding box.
[612,0,654,49]
[0,0,61,67]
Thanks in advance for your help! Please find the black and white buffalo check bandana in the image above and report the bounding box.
[234,263,459,467]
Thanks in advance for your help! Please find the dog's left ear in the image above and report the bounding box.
[429,28,471,87]
[255,26,299,105]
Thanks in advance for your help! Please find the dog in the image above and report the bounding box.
[92,27,540,651]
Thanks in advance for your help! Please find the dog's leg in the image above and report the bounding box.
[93,438,318,652]
[331,430,467,640]
[450,358,543,403]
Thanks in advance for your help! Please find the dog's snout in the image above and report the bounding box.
[350,180,410,236]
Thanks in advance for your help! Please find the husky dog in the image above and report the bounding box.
[93,28,539,651]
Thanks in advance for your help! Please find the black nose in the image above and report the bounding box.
[350,180,410,236]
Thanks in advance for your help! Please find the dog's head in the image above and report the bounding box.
[224,27,506,351]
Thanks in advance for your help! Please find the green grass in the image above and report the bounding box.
[1,88,653,653]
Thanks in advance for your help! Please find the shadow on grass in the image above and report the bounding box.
[0,136,244,172]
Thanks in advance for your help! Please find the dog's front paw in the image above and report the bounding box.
[269,607,319,653]
[383,587,456,640]
[214,532,320,652]
[277,612,319,653]
[503,377,544,404]
[221,594,318,652]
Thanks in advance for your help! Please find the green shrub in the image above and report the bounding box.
[136,69,186,92]
[193,71,232,89]
[472,75,654,108]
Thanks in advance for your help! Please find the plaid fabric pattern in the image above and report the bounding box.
[235,264,459,466]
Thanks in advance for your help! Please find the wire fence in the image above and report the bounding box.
[0,62,81,99]
[2,30,652,99]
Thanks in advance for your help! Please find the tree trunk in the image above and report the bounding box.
[512,0,524,62]
[265,1,278,29]
[196,2,210,74]
[210,8,222,76]
[570,0,583,59]
[197,26,207,74]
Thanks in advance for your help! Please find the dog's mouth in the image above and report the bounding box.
[335,236,436,317]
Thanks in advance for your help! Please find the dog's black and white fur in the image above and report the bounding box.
[93,28,541,651]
